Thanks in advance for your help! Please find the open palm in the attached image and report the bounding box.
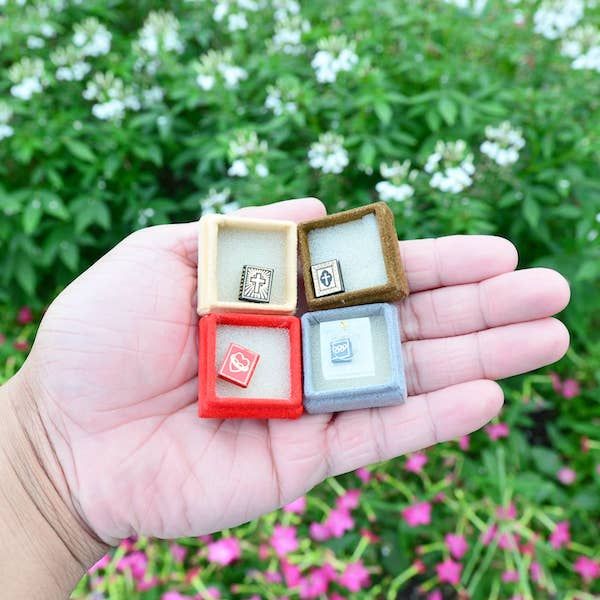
[20,198,570,545]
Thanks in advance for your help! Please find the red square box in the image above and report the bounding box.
[199,313,303,419]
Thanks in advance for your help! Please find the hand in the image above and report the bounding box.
[4,198,569,554]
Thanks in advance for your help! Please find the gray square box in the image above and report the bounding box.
[301,303,407,414]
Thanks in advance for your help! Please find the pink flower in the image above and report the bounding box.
[445,534,468,560]
[530,562,542,582]
[339,561,371,592]
[298,566,332,599]
[561,379,580,398]
[281,559,302,587]
[550,372,562,393]
[356,467,372,483]
[284,496,307,514]
[265,571,282,583]
[405,452,428,473]
[574,556,600,583]
[325,508,354,537]
[436,558,462,585]
[502,570,519,583]
[88,554,110,574]
[557,467,576,485]
[458,435,470,450]
[206,587,221,599]
[207,537,241,566]
[271,525,298,557]
[162,593,188,600]
[496,503,517,520]
[402,501,432,527]
[428,592,443,600]
[550,521,570,549]
[309,522,331,541]
[13,340,29,351]
[117,551,148,580]
[258,544,270,560]
[486,422,509,441]
[17,306,33,324]
[136,576,158,591]
[337,489,361,511]
[170,543,186,563]
[481,524,497,545]
[498,532,519,550]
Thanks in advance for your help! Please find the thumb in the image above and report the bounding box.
[233,197,326,223]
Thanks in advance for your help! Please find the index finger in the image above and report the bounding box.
[400,235,519,292]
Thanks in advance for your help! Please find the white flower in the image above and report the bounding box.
[255,163,269,177]
[9,58,46,100]
[442,0,487,14]
[376,160,418,203]
[308,132,349,174]
[72,18,112,57]
[426,140,475,194]
[312,36,358,83]
[51,46,91,81]
[227,131,269,177]
[83,72,140,121]
[273,0,300,21]
[265,85,298,115]
[228,159,250,177]
[142,86,164,106]
[561,25,600,71]
[228,12,248,31]
[534,0,584,40]
[194,50,247,90]
[480,121,525,166]
[0,103,14,141]
[137,11,184,57]
[137,207,156,226]
[201,187,237,214]
[219,64,247,88]
[272,15,310,55]
[40,23,56,38]
[27,35,45,49]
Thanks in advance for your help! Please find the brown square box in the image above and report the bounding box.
[298,202,409,310]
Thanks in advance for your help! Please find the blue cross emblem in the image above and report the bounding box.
[319,269,333,288]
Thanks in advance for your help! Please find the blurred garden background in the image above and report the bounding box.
[1,0,599,598]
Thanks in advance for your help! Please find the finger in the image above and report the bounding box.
[401,235,518,292]
[404,317,569,395]
[135,197,327,261]
[321,380,503,477]
[401,268,571,341]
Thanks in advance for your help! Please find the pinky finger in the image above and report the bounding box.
[323,379,504,478]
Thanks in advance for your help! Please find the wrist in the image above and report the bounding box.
[0,373,107,599]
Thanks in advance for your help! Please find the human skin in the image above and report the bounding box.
[0,198,570,599]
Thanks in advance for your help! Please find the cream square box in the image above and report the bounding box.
[197,214,297,315]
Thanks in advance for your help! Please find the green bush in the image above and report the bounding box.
[1,0,599,598]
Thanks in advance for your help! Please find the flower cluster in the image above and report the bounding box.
[50,46,91,82]
[271,15,311,55]
[193,50,248,91]
[533,0,584,40]
[311,36,359,83]
[134,10,184,74]
[200,187,239,214]
[72,17,112,57]
[227,131,269,178]
[213,0,260,32]
[265,81,299,116]
[561,25,600,72]
[83,72,141,121]
[425,140,475,193]
[0,103,14,141]
[480,121,526,166]
[308,132,349,174]
[442,0,488,15]
[375,160,418,203]
[8,58,47,101]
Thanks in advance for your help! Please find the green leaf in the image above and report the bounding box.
[22,199,43,234]
[374,101,393,126]
[14,255,36,296]
[63,138,96,163]
[530,446,562,476]
[438,97,457,126]
[522,196,540,229]
[58,241,79,270]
